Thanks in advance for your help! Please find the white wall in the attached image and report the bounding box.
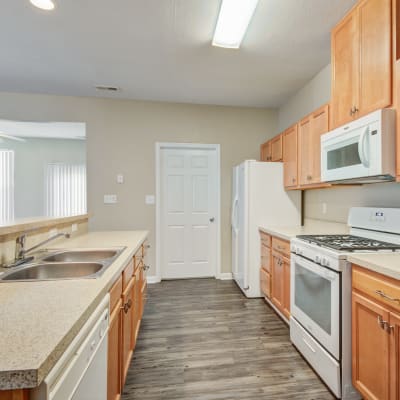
[278,64,400,223]
[0,91,277,275]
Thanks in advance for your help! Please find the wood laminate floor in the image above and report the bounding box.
[122,279,335,400]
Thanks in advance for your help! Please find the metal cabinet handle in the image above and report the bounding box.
[121,299,133,314]
[143,265,150,271]
[378,315,386,329]
[385,323,394,334]
[145,244,150,249]
[375,290,400,304]
[307,175,312,181]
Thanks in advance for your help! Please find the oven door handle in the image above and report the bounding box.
[358,126,370,168]
[292,255,339,281]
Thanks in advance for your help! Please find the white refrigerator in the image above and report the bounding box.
[232,160,301,298]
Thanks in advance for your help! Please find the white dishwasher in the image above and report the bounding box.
[32,294,110,400]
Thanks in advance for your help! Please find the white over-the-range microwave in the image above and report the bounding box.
[321,109,396,184]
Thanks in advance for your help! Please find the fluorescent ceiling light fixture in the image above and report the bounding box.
[212,0,259,49]
[30,0,55,11]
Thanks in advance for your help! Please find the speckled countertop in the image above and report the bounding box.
[0,230,148,390]
[259,218,349,241]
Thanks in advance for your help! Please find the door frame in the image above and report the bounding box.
[155,142,221,281]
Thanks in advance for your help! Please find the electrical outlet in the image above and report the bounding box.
[145,195,155,205]
[117,174,124,184]
[322,203,327,215]
[71,223,78,233]
[104,194,118,204]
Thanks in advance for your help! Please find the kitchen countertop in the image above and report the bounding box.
[259,218,349,241]
[0,230,148,390]
[348,253,400,281]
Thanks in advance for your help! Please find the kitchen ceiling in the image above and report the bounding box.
[0,0,356,108]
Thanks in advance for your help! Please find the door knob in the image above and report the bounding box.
[209,217,215,222]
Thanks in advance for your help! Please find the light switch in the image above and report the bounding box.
[71,223,78,232]
[117,174,124,184]
[145,195,155,205]
[104,194,118,204]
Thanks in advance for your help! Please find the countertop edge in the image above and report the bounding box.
[348,255,400,281]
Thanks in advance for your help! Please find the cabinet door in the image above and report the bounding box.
[271,135,283,161]
[261,241,271,273]
[298,116,312,186]
[283,125,298,188]
[133,268,141,347]
[352,291,391,400]
[271,252,284,311]
[108,300,122,400]
[121,277,135,386]
[260,141,272,161]
[331,9,359,129]
[260,268,271,299]
[282,256,291,320]
[390,311,400,400]
[310,105,329,184]
[358,0,392,116]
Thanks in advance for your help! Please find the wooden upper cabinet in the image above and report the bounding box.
[283,124,298,189]
[358,0,392,115]
[298,104,329,187]
[331,0,392,129]
[271,135,283,161]
[260,140,272,161]
[331,8,359,128]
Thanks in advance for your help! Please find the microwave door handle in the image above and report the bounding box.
[358,126,370,167]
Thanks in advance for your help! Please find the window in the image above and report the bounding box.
[46,163,87,217]
[0,150,15,224]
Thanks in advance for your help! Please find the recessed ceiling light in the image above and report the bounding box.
[95,86,120,92]
[212,0,259,49]
[30,0,55,11]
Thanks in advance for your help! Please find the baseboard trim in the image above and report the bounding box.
[147,275,161,284]
[216,272,233,280]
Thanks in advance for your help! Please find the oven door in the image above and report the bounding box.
[290,255,340,360]
[321,122,377,182]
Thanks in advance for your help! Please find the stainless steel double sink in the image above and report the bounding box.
[0,248,126,282]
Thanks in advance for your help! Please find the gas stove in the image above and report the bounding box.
[296,234,400,252]
[289,207,400,400]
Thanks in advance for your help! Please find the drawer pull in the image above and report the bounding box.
[143,265,150,271]
[378,315,386,329]
[302,337,316,353]
[121,299,132,314]
[375,290,400,304]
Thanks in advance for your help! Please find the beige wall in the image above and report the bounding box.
[278,64,400,223]
[0,91,277,275]
[278,64,331,132]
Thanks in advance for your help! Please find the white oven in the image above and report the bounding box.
[321,108,395,184]
[290,254,340,359]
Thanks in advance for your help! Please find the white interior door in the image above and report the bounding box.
[160,146,218,279]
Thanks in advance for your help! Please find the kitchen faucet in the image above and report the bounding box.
[6,232,71,268]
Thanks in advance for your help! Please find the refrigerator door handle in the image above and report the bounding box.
[231,197,238,230]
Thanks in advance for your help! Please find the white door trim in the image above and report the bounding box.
[155,142,221,281]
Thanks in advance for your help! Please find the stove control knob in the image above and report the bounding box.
[314,255,321,264]
[321,257,330,267]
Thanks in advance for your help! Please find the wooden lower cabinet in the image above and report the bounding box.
[108,299,122,400]
[352,292,391,400]
[121,275,135,385]
[352,265,400,400]
[260,231,290,321]
[260,267,271,298]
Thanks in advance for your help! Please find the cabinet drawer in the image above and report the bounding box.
[109,275,123,313]
[260,231,271,247]
[352,265,400,313]
[260,268,271,298]
[122,259,134,290]
[272,237,290,258]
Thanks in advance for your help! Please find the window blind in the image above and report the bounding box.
[46,163,87,218]
[0,150,15,224]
